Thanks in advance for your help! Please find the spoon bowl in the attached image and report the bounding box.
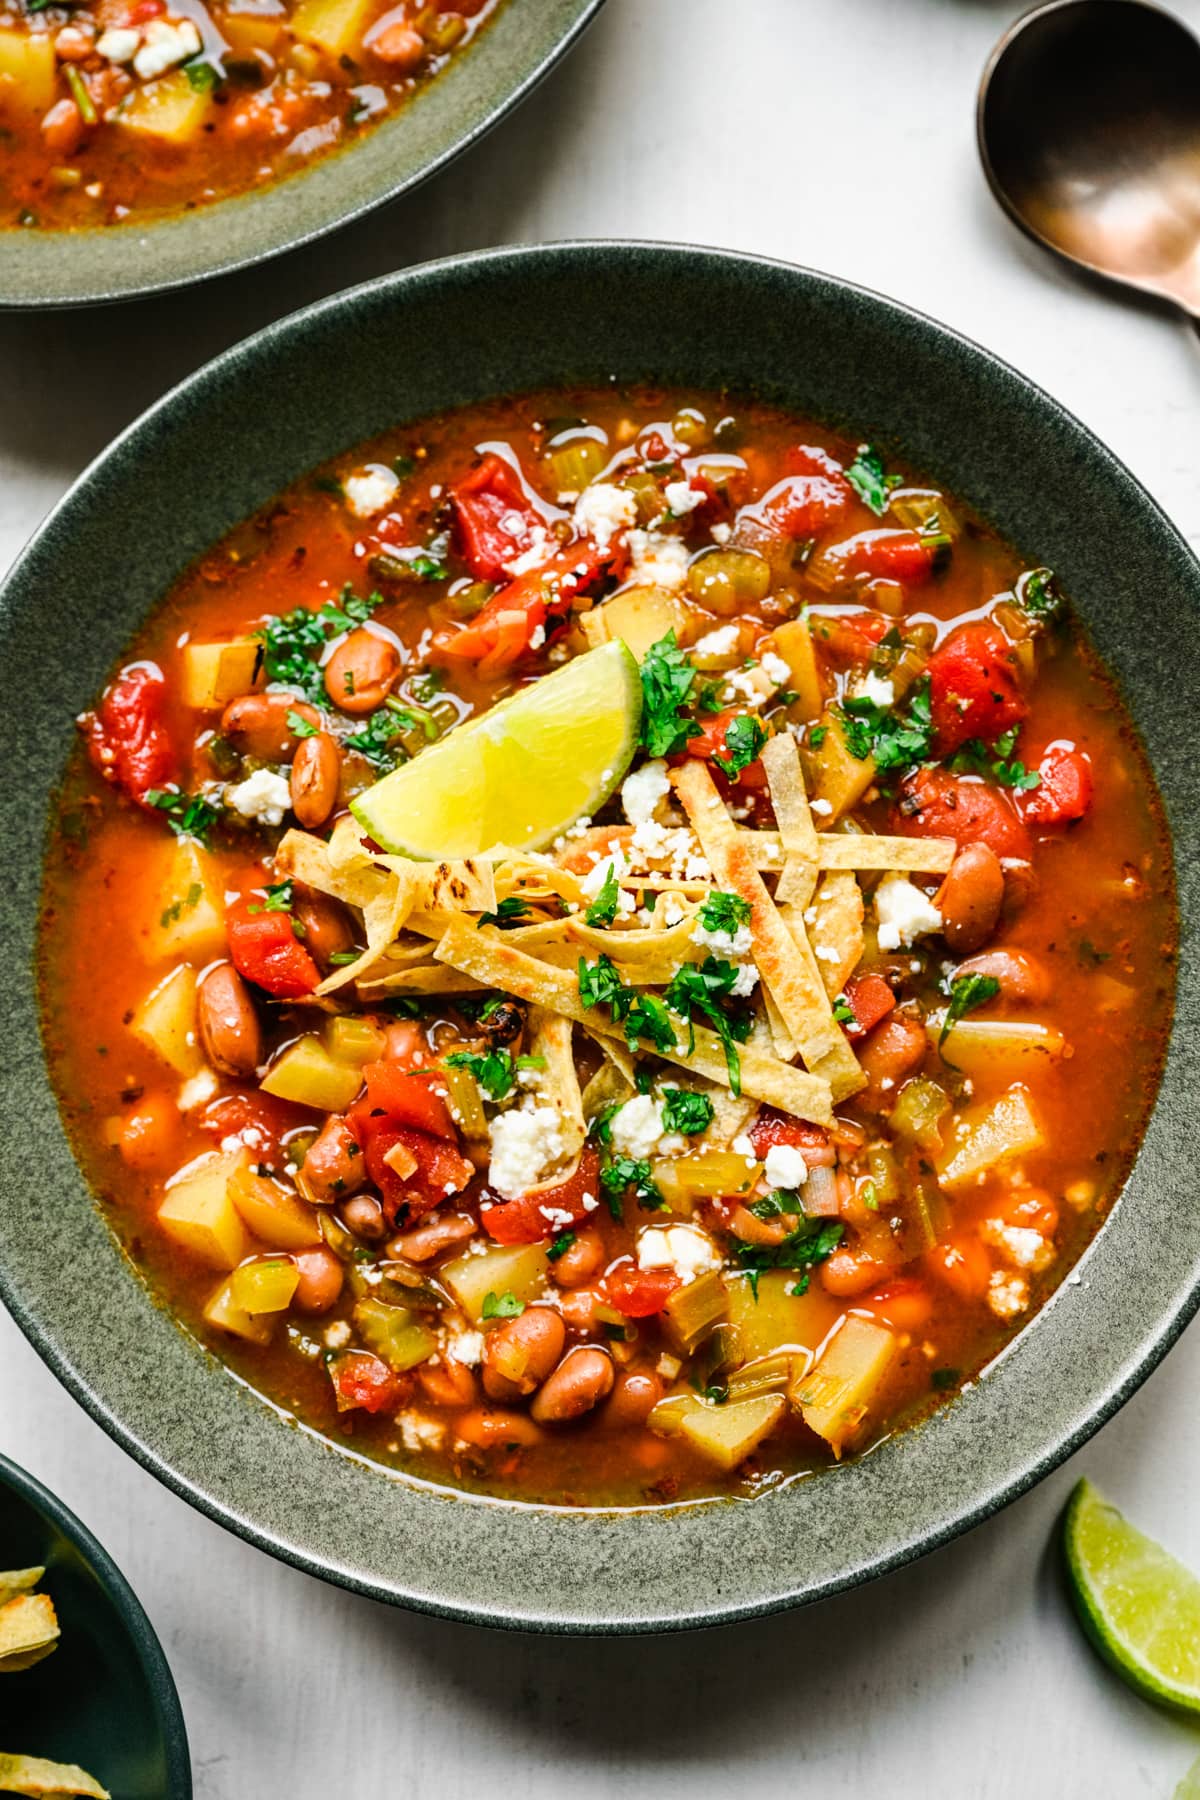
[978,0,1200,316]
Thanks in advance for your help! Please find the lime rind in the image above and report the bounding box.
[1063,1477,1200,1718]
[350,640,642,859]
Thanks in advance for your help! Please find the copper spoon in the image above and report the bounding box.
[978,0,1200,318]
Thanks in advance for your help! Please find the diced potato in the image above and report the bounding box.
[803,711,876,821]
[646,1392,702,1436]
[769,618,824,722]
[580,586,698,660]
[290,0,374,57]
[931,1019,1066,1081]
[180,638,263,710]
[936,1084,1045,1193]
[229,1164,322,1249]
[204,1275,275,1345]
[324,1016,387,1068]
[221,6,287,59]
[442,1243,550,1323]
[662,1269,728,1355]
[0,27,56,114]
[261,1036,364,1112]
[158,1150,250,1269]
[679,1393,786,1471]
[230,1256,300,1314]
[144,838,227,964]
[118,70,215,144]
[353,1297,437,1371]
[129,964,201,1076]
[791,1314,897,1455]
[726,1270,841,1364]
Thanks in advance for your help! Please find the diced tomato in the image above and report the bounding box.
[351,1062,456,1140]
[328,1350,403,1415]
[748,1110,833,1164]
[200,1090,304,1157]
[450,452,547,582]
[752,468,852,541]
[926,622,1027,755]
[677,706,766,789]
[1020,743,1093,827]
[84,662,176,805]
[226,898,320,998]
[356,1123,474,1222]
[604,1263,682,1318]
[840,973,895,1040]
[438,542,612,671]
[479,1148,601,1245]
[821,528,940,586]
[783,444,853,485]
[892,767,1032,862]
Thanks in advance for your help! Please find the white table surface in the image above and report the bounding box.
[3,0,1200,1792]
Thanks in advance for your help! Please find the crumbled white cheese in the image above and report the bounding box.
[226,767,292,827]
[621,758,671,827]
[692,624,740,659]
[637,1224,720,1285]
[723,664,769,702]
[503,526,553,577]
[323,1320,352,1351]
[664,480,704,517]
[343,463,400,519]
[487,1104,566,1199]
[690,917,753,958]
[987,1270,1030,1320]
[627,528,690,590]
[732,1133,758,1166]
[660,898,685,927]
[445,1329,483,1366]
[855,672,895,708]
[981,1219,1054,1273]
[132,16,201,79]
[810,797,833,817]
[710,522,732,544]
[874,872,943,951]
[177,1069,219,1112]
[574,482,638,551]
[528,623,546,650]
[97,24,139,60]
[580,849,628,899]
[398,1412,446,1453]
[764,1144,808,1191]
[608,1094,683,1162]
[628,818,710,883]
[730,963,759,999]
[760,650,792,691]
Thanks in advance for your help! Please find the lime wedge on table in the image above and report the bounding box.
[1063,1478,1200,1716]
[351,641,642,858]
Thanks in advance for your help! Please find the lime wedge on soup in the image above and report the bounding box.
[1063,1478,1200,1716]
[351,640,642,858]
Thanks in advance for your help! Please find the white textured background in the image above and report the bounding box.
[3,1,1200,1793]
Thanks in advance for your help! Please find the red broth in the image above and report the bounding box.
[39,387,1175,1508]
[0,0,500,228]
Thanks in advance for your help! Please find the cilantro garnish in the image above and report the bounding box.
[481,1291,525,1320]
[712,713,768,780]
[735,1218,844,1300]
[445,1048,517,1102]
[257,586,383,702]
[841,676,933,772]
[697,890,751,936]
[287,709,319,739]
[832,994,856,1027]
[585,865,621,928]
[809,724,828,748]
[640,631,702,758]
[949,727,1040,792]
[660,1088,714,1136]
[663,957,752,1095]
[844,444,901,516]
[144,788,222,846]
[939,972,1001,1045]
[478,897,531,930]
[577,955,678,1056]
[344,703,421,770]
[547,1231,576,1262]
[599,1155,664,1219]
[1017,567,1064,622]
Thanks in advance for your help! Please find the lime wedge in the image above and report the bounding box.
[1063,1477,1200,1716]
[351,640,642,858]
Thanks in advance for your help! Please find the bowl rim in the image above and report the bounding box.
[2,239,1195,1633]
[0,1448,192,1790]
[0,0,607,311]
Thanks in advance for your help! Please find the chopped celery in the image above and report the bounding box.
[686,548,771,616]
[353,1297,437,1371]
[203,1275,275,1345]
[896,1175,948,1259]
[442,1063,489,1139]
[725,1350,798,1401]
[229,1256,300,1315]
[324,1016,387,1067]
[888,487,961,540]
[663,1269,728,1354]
[544,435,606,494]
[864,1142,903,1209]
[889,1076,951,1151]
[658,1150,760,1206]
[791,1315,897,1455]
[679,1393,786,1471]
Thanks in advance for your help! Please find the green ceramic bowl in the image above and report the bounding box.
[0,243,1195,1632]
[0,1453,190,1795]
[0,0,604,309]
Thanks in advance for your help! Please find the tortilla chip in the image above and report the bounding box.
[581,1027,637,1089]
[805,869,866,1000]
[275,828,386,912]
[733,828,955,875]
[358,965,487,997]
[432,918,833,1124]
[314,870,413,996]
[0,1754,109,1797]
[0,1595,58,1672]
[762,733,819,909]
[581,1057,635,1122]
[527,1008,586,1160]
[0,1574,42,1609]
[378,856,496,917]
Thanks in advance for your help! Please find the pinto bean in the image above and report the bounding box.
[41,97,84,157]
[820,1245,891,1298]
[482,1307,566,1402]
[324,628,400,715]
[368,19,426,68]
[291,1246,344,1313]
[955,948,1050,1005]
[857,1014,928,1112]
[557,1287,602,1333]
[221,692,320,761]
[388,1212,477,1262]
[548,1225,605,1288]
[937,843,1004,953]
[455,1407,543,1449]
[604,1369,663,1429]
[291,888,356,968]
[418,1359,478,1408]
[531,1348,615,1424]
[196,964,261,1078]
[290,731,341,830]
[341,1193,385,1240]
[297,1117,365,1204]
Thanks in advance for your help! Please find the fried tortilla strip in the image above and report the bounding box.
[0,1754,109,1797]
[432,918,833,1124]
[0,1595,58,1672]
[806,869,866,1000]
[377,856,496,917]
[314,870,413,996]
[581,1027,637,1089]
[581,1056,635,1122]
[762,988,798,1062]
[527,1008,586,1160]
[358,965,486,997]
[761,732,819,909]
[732,829,956,876]
[275,828,387,912]
[0,1573,42,1609]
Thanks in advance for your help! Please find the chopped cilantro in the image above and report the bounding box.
[478,897,531,930]
[949,727,1040,791]
[585,866,621,927]
[327,949,361,966]
[939,972,1001,1045]
[287,709,320,739]
[344,707,413,770]
[1017,566,1064,622]
[445,1048,516,1102]
[663,956,752,1095]
[258,586,383,702]
[547,1230,576,1263]
[809,724,828,748]
[577,955,678,1055]
[697,890,751,935]
[144,788,222,846]
[844,444,901,516]
[660,1088,714,1136]
[159,882,202,930]
[481,1291,525,1320]
[832,994,856,1027]
[640,631,702,758]
[735,1218,844,1300]
[712,713,768,780]
[841,676,933,772]
[599,1155,664,1217]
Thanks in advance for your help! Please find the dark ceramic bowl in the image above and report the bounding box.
[0,1452,190,1794]
[0,243,1195,1632]
[0,0,604,309]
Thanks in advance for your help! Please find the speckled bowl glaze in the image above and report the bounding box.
[0,0,604,309]
[0,244,1195,1632]
[0,1452,190,1794]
